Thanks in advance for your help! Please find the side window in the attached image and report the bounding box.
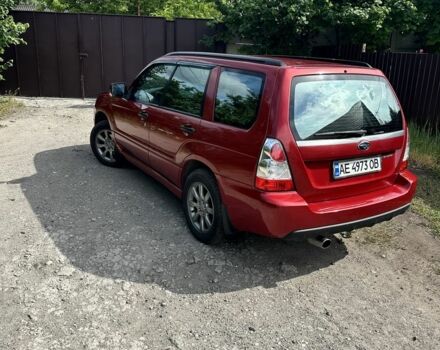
[130,64,175,105]
[161,65,211,116]
[214,69,264,129]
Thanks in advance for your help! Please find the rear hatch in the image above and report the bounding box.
[287,73,406,202]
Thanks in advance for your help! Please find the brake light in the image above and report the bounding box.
[255,138,294,191]
[399,129,410,171]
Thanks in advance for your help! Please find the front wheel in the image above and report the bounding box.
[90,120,125,167]
[183,169,225,244]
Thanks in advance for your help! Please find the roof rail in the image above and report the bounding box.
[165,51,284,67]
[271,55,372,68]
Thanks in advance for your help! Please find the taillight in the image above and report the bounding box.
[399,129,410,171]
[255,138,294,191]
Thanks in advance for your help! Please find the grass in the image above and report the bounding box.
[409,122,440,173]
[359,221,397,245]
[0,95,23,120]
[409,122,440,237]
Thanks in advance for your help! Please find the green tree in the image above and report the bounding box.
[37,0,220,18]
[215,0,328,54]
[216,0,420,54]
[153,0,220,20]
[38,0,163,16]
[1,0,28,80]
[326,0,419,50]
[416,0,440,51]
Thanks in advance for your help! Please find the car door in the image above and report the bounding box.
[112,63,176,164]
[147,63,213,186]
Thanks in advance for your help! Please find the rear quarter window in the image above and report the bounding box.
[214,69,264,129]
[290,75,403,140]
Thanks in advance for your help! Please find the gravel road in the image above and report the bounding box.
[1,97,440,350]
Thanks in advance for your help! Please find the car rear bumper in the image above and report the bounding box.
[286,203,409,239]
[219,170,417,238]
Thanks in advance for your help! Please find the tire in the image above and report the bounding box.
[183,169,225,244]
[90,120,125,167]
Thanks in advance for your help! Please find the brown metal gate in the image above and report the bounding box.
[0,11,224,98]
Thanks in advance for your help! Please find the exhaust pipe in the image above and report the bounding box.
[307,235,332,249]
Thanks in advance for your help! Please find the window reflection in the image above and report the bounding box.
[214,69,264,129]
[131,64,175,105]
[161,66,211,116]
[291,75,402,140]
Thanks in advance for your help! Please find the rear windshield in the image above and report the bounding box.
[290,75,403,140]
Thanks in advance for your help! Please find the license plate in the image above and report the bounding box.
[333,156,382,179]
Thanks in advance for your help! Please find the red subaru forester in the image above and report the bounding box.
[91,52,417,246]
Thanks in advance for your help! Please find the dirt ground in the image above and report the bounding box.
[1,97,440,350]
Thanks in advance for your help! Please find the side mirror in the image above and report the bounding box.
[110,82,126,98]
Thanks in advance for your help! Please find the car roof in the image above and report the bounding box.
[164,52,372,69]
[265,56,371,68]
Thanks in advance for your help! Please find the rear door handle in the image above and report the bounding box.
[138,110,149,119]
[180,123,196,135]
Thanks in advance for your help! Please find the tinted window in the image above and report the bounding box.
[214,69,264,129]
[161,65,211,116]
[290,75,403,140]
[130,64,175,105]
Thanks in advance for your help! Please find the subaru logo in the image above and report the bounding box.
[358,141,370,151]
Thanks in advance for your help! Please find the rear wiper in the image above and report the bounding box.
[313,130,368,138]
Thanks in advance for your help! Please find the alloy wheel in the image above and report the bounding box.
[187,182,215,232]
[95,129,116,163]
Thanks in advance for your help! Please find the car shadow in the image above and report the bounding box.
[9,145,348,294]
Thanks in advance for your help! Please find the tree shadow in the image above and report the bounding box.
[9,145,348,294]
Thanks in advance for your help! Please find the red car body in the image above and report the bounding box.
[94,52,417,239]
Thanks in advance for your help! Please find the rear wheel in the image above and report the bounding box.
[90,120,124,167]
[183,169,225,244]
